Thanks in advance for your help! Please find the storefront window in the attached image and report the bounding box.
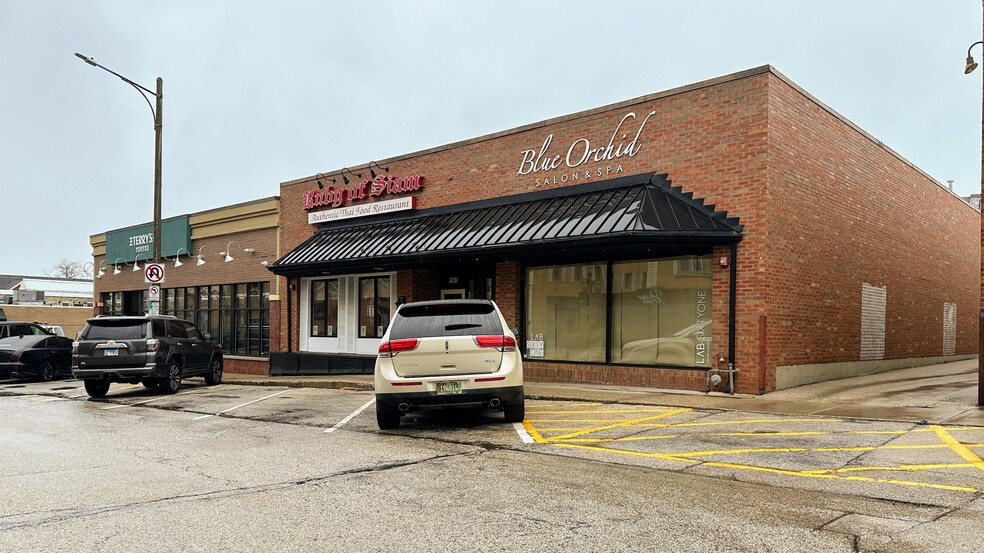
[525,263,607,362]
[359,276,391,338]
[310,279,339,337]
[235,284,247,355]
[610,258,712,367]
[160,282,270,357]
[526,255,712,367]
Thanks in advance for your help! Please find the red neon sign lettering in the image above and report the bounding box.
[303,175,424,211]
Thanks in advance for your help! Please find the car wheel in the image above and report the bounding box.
[38,360,56,382]
[504,399,525,423]
[376,406,401,430]
[204,357,223,385]
[142,378,161,389]
[162,361,182,394]
[83,380,111,398]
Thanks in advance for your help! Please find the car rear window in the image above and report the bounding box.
[82,320,147,340]
[388,303,503,339]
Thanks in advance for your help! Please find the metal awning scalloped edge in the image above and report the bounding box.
[270,172,743,276]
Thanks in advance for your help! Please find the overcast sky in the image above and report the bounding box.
[2,1,981,277]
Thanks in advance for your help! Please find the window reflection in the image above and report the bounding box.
[159,282,270,357]
[525,255,712,367]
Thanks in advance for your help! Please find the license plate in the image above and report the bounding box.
[436,381,462,395]
[105,349,118,357]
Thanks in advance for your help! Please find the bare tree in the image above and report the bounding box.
[45,259,90,279]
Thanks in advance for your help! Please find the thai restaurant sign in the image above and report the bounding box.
[308,196,416,224]
[304,173,423,223]
[304,174,423,210]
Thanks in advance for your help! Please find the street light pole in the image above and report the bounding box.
[967,35,984,406]
[74,52,163,263]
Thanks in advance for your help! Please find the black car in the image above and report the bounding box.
[0,321,55,339]
[0,334,73,381]
[72,315,223,398]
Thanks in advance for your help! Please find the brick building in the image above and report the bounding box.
[269,65,978,394]
[90,197,279,375]
[94,65,978,393]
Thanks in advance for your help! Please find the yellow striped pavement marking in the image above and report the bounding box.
[931,425,984,472]
[521,419,548,443]
[544,408,693,442]
[528,408,685,414]
[554,443,984,494]
[666,418,844,428]
[804,463,975,475]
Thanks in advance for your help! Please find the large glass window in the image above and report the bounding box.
[161,282,270,357]
[611,259,712,367]
[525,263,607,362]
[526,255,712,368]
[310,280,339,337]
[359,276,391,338]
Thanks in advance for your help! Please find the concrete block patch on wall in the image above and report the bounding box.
[860,283,886,361]
[943,302,956,356]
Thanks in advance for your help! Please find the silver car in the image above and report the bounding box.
[373,300,524,429]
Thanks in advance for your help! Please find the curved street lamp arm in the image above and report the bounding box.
[74,53,156,123]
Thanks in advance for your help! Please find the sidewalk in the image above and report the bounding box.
[223,358,984,426]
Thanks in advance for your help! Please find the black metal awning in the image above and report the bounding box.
[270,172,743,276]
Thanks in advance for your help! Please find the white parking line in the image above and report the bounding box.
[324,398,376,433]
[514,422,534,444]
[193,389,289,420]
[101,385,223,410]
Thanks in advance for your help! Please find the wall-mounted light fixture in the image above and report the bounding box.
[368,161,389,178]
[196,246,207,266]
[260,260,269,267]
[112,257,124,275]
[96,260,107,279]
[315,172,335,190]
[340,167,362,185]
[173,247,190,268]
[132,258,143,272]
[221,241,239,263]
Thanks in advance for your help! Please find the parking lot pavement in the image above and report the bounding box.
[5,370,984,507]
[7,362,984,502]
[522,400,984,505]
[0,378,533,446]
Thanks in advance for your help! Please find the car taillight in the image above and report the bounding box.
[378,338,419,357]
[474,335,517,352]
[71,341,79,355]
[146,338,160,352]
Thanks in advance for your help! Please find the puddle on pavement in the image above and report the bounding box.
[874,382,970,397]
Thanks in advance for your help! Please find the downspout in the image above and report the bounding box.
[728,242,737,394]
[287,277,292,353]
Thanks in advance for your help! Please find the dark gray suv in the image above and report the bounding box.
[72,315,223,398]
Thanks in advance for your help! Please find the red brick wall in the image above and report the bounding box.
[276,66,977,392]
[494,262,521,329]
[396,270,440,304]
[224,357,268,376]
[767,74,979,374]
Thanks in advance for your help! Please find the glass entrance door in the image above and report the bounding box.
[438,266,494,300]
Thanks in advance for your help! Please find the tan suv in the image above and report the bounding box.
[374,300,524,429]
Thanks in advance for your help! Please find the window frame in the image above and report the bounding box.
[524,254,713,369]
